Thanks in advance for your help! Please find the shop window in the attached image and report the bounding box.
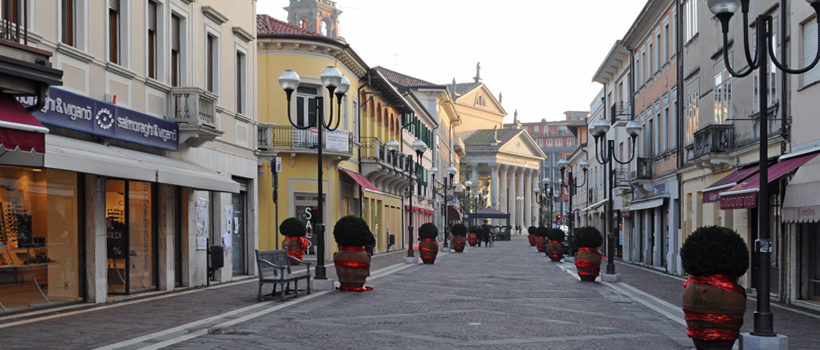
[0,167,81,311]
[106,180,156,294]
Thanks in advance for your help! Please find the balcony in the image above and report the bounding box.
[636,158,653,180]
[170,87,223,147]
[692,124,734,170]
[0,1,62,99]
[611,102,631,118]
[256,124,353,159]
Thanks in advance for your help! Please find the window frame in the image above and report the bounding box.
[802,15,820,87]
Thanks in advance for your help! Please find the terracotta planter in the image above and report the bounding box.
[282,237,308,265]
[419,238,438,264]
[452,236,466,252]
[333,246,371,290]
[527,234,536,246]
[682,275,746,350]
[535,236,547,252]
[574,248,601,281]
[546,240,564,262]
[468,233,478,246]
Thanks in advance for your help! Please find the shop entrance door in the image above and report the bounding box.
[106,180,156,294]
[231,191,246,276]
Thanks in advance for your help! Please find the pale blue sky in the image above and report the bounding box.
[257,0,649,123]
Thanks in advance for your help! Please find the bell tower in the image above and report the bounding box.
[284,0,343,38]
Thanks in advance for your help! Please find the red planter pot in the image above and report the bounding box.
[535,237,547,252]
[282,236,308,265]
[452,236,466,252]
[574,248,601,281]
[468,233,478,246]
[419,238,438,264]
[546,240,564,262]
[527,234,536,246]
[334,246,371,290]
[681,275,746,350]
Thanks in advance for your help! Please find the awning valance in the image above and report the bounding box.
[782,155,820,223]
[581,198,607,212]
[405,205,434,214]
[702,165,761,203]
[720,152,819,210]
[0,93,49,167]
[341,168,381,193]
[447,205,463,221]
[629,197,666,211]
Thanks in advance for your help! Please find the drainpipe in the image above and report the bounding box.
[357,73,368,217]
[26,84,47,113]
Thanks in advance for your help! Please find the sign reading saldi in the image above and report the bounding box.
[18,88,179,151]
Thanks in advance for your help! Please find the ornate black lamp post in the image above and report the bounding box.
[590,118,641,279]
[707,0,820,341]
[430,166,457,251]
[386,138,428,263]
[557,158,589,257]
[464,180,473,226]
[278,67,349,282]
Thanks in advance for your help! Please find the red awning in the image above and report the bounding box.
[720,152,819,210]
[0,92,48,153]
[447,205,463,220]
[405,205,434,214]
[702,165,762,203]
[341,168,381,193]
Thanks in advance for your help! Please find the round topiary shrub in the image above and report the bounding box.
[468,225,481,234]
[528,226,536,235]
[547,228,565,241]
[680,225,749,277]
[333,215,371,247]
[574,226,603,248]
[451,223,467,236]
[418,223,438,240]
[535,226,549,237]
[280,217,306,237]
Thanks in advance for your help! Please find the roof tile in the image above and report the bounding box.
[257,14,323,37]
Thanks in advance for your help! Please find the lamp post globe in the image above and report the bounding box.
[625,121,642,138]
[320,66,343,88]
[592,119,611,137]
[386,139,400,153]
[447,166,457,176]
[465,180,473,189]
[557,158,569,170]
[706,0,741,15]
[412,139,428,154]
[580,160,590,170]
[278,70,301,92]
[336,75,350,95]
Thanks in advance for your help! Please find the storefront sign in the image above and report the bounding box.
[18,88,179,151]
[325,129,350,151]
[720,193,757,210]
[703,190,721,203]
[634,183,667,200]
[621,211,631,218]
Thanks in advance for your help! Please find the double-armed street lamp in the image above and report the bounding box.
[386,138,428,263]
[278,66,349,282]
[557,158,590,256]
[534,181,554,227]
[430,166,458,250]
[590,118,641,279]
[706,0,820,340]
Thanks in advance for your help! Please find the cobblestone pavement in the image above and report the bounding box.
[1,238,818,349]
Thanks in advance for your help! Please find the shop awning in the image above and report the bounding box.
[702,165,761,203]
[782,154,820,223]
[720,152,819,210]
[405,205,434,214]
[629,197,666,211]
[447,205,463,220]
[581,198,607,212]
[341,168,381,193]
[45,135,239,193]
[0,93,49,167]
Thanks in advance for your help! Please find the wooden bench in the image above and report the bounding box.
[255,249,311,301]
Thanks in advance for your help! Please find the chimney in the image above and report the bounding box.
[301,19,306,29]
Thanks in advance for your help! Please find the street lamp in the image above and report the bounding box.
[278,67,349,282]
[707,0,820,340]
[386,138,428,263]
[558,158,589,257]
[591,117,640,280]
[430,166,457,251]
[464,180,473,226]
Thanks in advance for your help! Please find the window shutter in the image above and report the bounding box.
[803,19,820,86]
[109,0,119,11]
[148,1,157,31]
[171,15,180,51]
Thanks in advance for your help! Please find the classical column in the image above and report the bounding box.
[490,163,499,210]
[499,165,508,213]
[517,168,524,229]
[472,163,480,189]
[508,166,516,227]
[524,169,532,228]
[532,171,540,227]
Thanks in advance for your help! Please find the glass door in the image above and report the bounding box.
[231,192,245,276]
[106,180,156,294]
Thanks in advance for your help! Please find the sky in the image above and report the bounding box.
[257,0,649,123]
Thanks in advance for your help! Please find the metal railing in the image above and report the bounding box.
[693,124,733,159]
[360,136,409,171]
[611,102,631,118]
[636,157,653,180]
[1,0,28,45]
[267,125,352,153]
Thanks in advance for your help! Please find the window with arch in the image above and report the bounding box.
[475,95,486,107]
[321,20,328,36]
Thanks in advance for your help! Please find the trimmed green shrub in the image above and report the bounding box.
[528,226,536,235]
[468,225,482,234]
[451,223,467,236]
[418,223,438,239]
[574,226,603,248]
[535,226,549,237]
[332,215,371,247]
[680,225,749,277]
[547,228,565,241]
[280,217,306,237]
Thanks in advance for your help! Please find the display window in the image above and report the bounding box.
[0,166,82,312]
[106,180,156,294]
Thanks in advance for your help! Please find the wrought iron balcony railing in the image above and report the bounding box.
[360,137,409,172]
[693,124,733,159]
[611,102,631,118]
[1,0,29,45]
[636,157,653,180]
[258,124,352,154]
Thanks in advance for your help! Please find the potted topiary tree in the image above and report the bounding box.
[451,223,467,253]
[546,228,565,262]
[573,226,603,281]
[527,226,537,246]
[418,223,439,264]
[680,226,749,350]
[534,226,549,252]
[468,225,480,247]
[332,215,373,291]
[280,217,309,265]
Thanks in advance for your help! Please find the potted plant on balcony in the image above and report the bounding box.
[573,226,603,281]
[534,226,548,252]
[418,223,439,264]
[280,217,309,265]
[680,226,748,350]
[332,215,373,291]
[546,228,565,262]
[527,226,537,246]
[451,223,467,253]
[467,225,480,247]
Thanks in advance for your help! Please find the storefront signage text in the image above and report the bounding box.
[720,193,757,210]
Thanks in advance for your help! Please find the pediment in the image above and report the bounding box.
[456,84,506,116]
[498,131,546,160]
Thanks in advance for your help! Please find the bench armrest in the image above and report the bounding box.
[257,258,288,274]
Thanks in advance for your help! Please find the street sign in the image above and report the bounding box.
[273,157,282,173]
[451,198,457,204]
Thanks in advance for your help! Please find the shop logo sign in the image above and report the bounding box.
[17,88,179,151]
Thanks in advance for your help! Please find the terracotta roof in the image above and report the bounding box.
[374,67,442,94]
[257,14,323,37]
[463,128,521,147]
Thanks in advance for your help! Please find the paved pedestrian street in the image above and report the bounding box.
[2,236,819,349]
